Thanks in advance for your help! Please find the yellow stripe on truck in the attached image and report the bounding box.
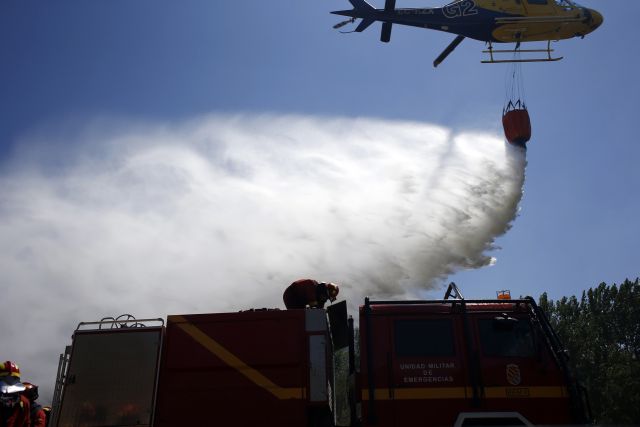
[362,386,568,400]
[170,315,305,400]
[362,387,471,400]
[484,386,568,399]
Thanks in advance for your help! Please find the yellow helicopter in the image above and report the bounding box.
[332,0,603,67]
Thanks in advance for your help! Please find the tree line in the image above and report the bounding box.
[539,278,640,425]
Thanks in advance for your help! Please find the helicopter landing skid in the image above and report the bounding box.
[481,40,563,64]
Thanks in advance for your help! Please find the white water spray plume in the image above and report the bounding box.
[0,113,525,400]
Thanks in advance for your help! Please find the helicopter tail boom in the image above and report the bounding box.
[332,0,395,40]
[331,0,375,23]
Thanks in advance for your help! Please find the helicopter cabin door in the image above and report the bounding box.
[521,0,557,16]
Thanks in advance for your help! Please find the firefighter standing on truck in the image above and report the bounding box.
[283,279,339,309]
[0,361,30,427]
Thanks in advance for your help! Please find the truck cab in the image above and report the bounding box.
[357,284,588,427]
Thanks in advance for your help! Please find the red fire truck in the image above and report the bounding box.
[49,283,588,426]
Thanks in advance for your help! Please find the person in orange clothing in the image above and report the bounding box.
[21,383,45,427]
[283,279,339,309]
[0,361,30,427]
[40,407,50,427]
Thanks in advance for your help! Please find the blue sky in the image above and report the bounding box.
[2,0,635,297]
[0,0,638,399]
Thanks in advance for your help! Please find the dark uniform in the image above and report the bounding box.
[0,361,30,427]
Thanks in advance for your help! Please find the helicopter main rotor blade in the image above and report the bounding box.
[433,35,466,68]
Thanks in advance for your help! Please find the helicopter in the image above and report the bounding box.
[331,0,603,67]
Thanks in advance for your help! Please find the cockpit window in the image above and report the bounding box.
[555,0,579,8]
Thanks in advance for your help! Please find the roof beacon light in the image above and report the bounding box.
[497,290,511,300]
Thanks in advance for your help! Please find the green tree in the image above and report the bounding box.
[540,278,640,425]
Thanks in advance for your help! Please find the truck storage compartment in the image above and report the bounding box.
[154,309,331,427]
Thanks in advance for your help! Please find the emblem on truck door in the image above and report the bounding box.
[506,364,522,386]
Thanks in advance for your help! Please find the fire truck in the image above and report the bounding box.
[49,283,589,426]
